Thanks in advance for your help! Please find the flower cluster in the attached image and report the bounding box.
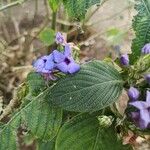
[121,43,150,129]
[33,32,80,80]
[119,42,150,66]
[128,90,150,129]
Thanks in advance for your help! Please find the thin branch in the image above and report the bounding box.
[0,88,18,121]
[11,17,23,51]
[0,0,26,11]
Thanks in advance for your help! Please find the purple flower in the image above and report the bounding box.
[129,91,150,129]
[142,43,150,54]
[130,111,148,129]
[145,74,150,84]
[55,32,65,44]
[52,44,80,74]
[128,87,140,101]
[33,54,55,73]
[120,54,129,66]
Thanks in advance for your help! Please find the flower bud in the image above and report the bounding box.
[120,54,129,66]
[142,43,150,54]
[55,32,65,44]
[128,87,140,101]
[97,115,113,128]
[145,74,150,84]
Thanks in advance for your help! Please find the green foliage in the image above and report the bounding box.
[131,0,150,63]
[26,72,46,96]
[22,95,62,141]
[0,115,21,150]
[36,138,55,150]
[48,0,61,12]
[63,0,101,21]
[56,114,133,150]
[46,60,123,112]
[0,73,62,149]
[39,28,55,46]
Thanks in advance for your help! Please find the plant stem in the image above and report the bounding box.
[51,11,57,30]
[34,0,38,19]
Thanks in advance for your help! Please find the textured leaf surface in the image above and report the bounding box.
[47,60,123,112]
[56,114,133,150]
[0,73,62,149]
[36,138,55,150]
[0,115,21,150]
[131,0,150,62]
[22,97,62,141]
[39,28,55,46]
[27,72,46,96]
[23,73,62,141]
[63,0,101,20]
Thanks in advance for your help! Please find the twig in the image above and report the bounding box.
[34,0,38,19]
[12,65,32,72]
[1,22,10,42]
[11,17,23,51]
[0,88,18,121]
[0,0,25,11]
[44,0,51,19]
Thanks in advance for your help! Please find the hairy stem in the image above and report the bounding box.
[51,11,57,30]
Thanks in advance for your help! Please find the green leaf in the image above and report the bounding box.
[130,0,150,63]
[0,92,62,149]
[26,72,46,96]
[0,115,21,150]
[23,73,62,141]
[56,114,133,150]
[63,0,101,21]
[36,138,55,150]
[0,72,62,149]
[48,0,61,12]
[22,96,62,141]
[47,60,123,112]
[39,28,55,46]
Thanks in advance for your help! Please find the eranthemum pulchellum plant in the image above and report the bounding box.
[0,0,150,150]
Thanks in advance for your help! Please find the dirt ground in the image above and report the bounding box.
[0,0,150,149]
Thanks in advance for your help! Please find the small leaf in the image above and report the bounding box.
[56,114,133,150]
[48,0,61,12]
[63,0,101,21]
[39,28,55,46]
[47,60,123,112]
